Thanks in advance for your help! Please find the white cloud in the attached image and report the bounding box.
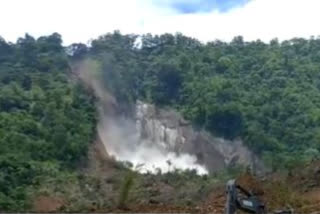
[0,0,319,45]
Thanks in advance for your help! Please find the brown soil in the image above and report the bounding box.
[202,185,226,213]
[33,195,64,212]
[32,137,320,213]
[32,166,320,213]
[201,166,320,214]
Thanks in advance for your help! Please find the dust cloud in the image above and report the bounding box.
[75,59,208,175]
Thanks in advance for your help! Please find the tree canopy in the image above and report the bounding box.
[82,32,320,170]
[0,34,96,210]
[2,31,320,210]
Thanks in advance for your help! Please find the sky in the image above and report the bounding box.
[0,0,320,45]
[153,0,249,13]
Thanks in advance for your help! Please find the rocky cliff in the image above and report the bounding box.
[134,100,262,173]
[75,60,262,174]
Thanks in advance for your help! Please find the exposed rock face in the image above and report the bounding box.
[74,60,263,174]
[135,100,262,173]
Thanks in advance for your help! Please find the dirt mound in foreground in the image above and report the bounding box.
[202,167,320,214]
[31,138,320,214]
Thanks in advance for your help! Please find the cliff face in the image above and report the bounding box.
[75,60,263,174]
[134,100,262,173]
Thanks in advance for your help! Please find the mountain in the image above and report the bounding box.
[1,32,320,212]
[82,32,320,170]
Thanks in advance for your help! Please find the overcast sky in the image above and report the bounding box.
[1,0,319,44]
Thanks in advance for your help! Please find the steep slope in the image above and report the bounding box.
[2,31,320,212]
[74,59,262,174]
[80,32,320,170]
[134,100,264,173]
[0,34,96,211]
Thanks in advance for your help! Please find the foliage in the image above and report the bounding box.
[0,34,96,211]
[3,31,320,210]
[117,171,136,209]
[80,32,320,169]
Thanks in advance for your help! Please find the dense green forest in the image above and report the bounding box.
[2,31,320,210]
[77,32,320,170]
[0,34,96,210]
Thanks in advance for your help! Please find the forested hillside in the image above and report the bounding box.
[79,32,320,170]
[0,34,96,210]
[2,31,320,211]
